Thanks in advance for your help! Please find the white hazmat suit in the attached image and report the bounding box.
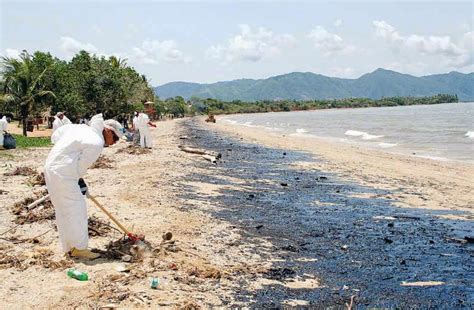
[0,116,8,147]
[52,113,72,133]
[137,113,152,148]
[44,114,105,253]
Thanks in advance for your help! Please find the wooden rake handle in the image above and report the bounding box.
[87,194,131,236]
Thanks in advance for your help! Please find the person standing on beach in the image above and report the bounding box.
[137,112,156,148]
[44,114,123,259]
[0,114,8,148]
[132,111,140,146]
[52,112,71,132]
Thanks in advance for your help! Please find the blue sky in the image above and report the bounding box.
[1,1,473,85]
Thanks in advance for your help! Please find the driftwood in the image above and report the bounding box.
[179,145,221,160]
[202,154,217,164]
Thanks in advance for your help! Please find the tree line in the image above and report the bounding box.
[187,94,458,115]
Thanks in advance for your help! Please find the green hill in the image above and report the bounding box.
[154,69,474,101]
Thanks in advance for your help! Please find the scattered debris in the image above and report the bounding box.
[384,237,394,244]
[179,145,222,161]
[94,237,152,261]
[179,136,188,140]
[187,266,222,279]
[11,193,54,225]
[27,172,46,186]
[88,216,114,237]
[91,155,115,169]
[162,232,173,241]
[393,215,421,221]
[280,182,288,187]
[200,154,215,164]
[0,189,8,195]
[4,166,37,176]
[255,224,264,230]
[0,246,73,271]
[445,237,467,244]
[401,281,445,287]
[116,145,151,155]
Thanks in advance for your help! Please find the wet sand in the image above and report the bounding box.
[0,117,472,308]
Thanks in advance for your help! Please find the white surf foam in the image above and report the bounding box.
[345,130,366,137]
[222,119,238,124]
[242,121,257,127]
[378,142,398,148]
[345,130,384,140]
[465,131,474,139]
[296,128,308,134]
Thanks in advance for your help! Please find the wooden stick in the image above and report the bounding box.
[179,145,221,158]
[26,194,50,210]
[87,195,131,235]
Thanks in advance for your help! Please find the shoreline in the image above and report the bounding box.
[211,116,474,222]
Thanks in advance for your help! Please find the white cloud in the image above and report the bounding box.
[130,39,190,64]
[334,19,343,27]
[59,36,98,55]
[308,26,354,56]
[373,20,472,68]
[4,48,21,58]
[207,24,295,63]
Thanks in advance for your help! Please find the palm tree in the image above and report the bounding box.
[1,50,55,136]
[109,56,128,69]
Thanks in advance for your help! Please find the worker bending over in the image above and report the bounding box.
[44,114,123,259]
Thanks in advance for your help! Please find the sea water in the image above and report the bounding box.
[222,102,474,163]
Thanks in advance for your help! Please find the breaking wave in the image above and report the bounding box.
[296,128,308,133]
[345,130,384,140]
[378,142,398,148]
[465,131,474,139]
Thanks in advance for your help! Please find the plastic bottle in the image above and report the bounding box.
[67,268,89,281]
[150,277,159,289]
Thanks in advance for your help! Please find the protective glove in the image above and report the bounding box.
[78,178,88,195]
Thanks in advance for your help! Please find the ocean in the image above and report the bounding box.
[221,102,474,163]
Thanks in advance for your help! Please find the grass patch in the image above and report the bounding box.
[12,134,52,149]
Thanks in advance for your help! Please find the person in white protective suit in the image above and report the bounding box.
[44,114,123,259]
[132,112,140,146]
[0,114,8,148]
[52,112,72,133]
[137,112,156,148]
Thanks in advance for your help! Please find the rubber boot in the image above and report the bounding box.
[69,248,100,260]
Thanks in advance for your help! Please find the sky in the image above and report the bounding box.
[1,0,473,85]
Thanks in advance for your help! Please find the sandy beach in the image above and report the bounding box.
[0,117,472,308]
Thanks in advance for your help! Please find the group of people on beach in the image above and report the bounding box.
[0,109,154,258]
[52,110,156,149]
[1,107,158,258]
[44,109,156,259]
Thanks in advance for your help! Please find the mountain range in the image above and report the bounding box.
[154,68,474,102]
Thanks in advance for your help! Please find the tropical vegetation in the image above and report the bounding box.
[1,50,154,135]
[186,94,458,115]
